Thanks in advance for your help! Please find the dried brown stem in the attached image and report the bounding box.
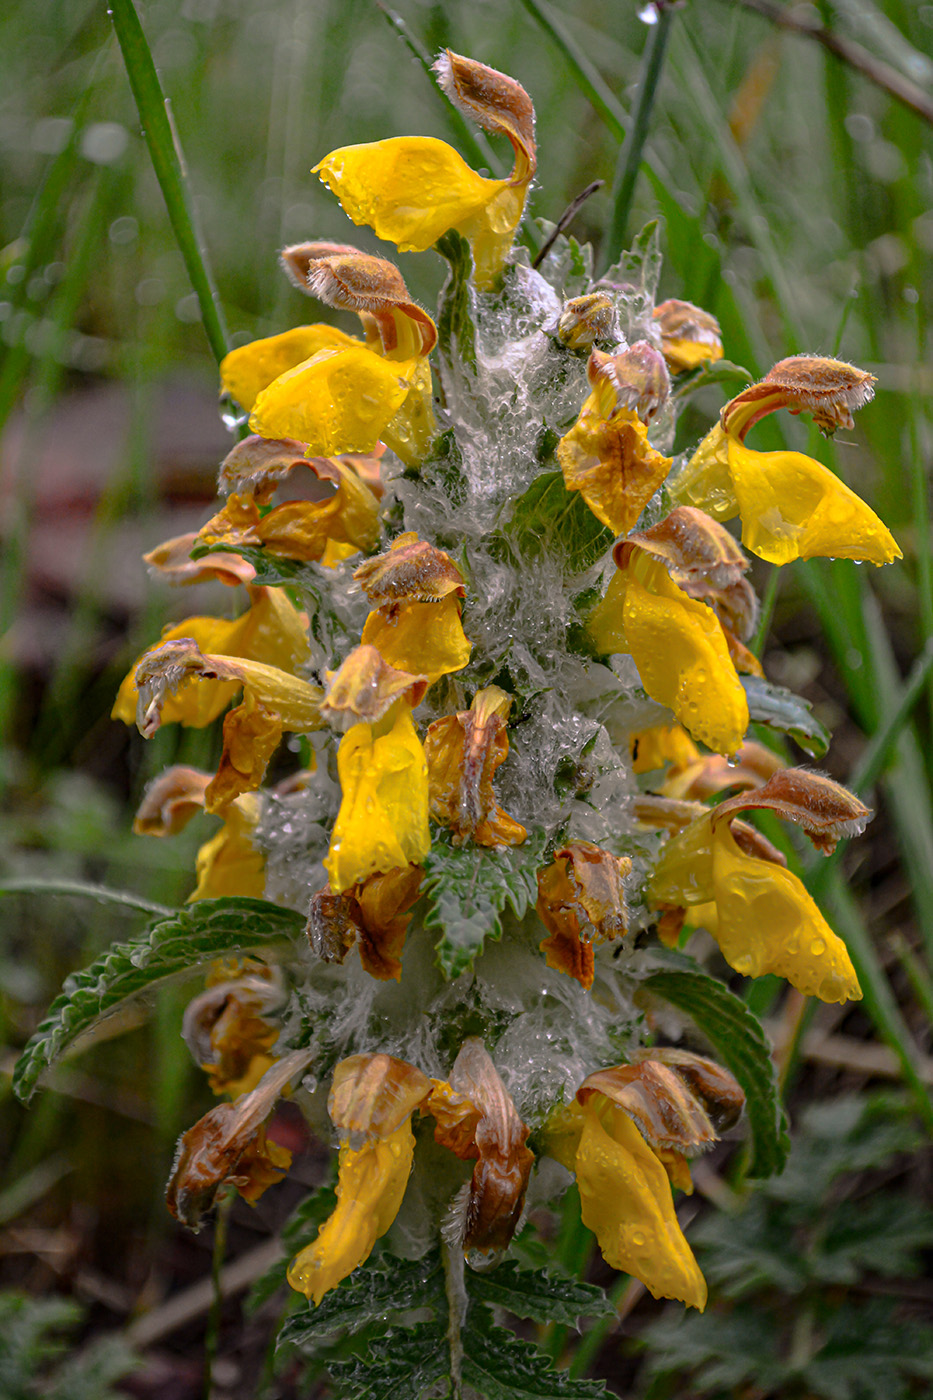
[724,0,933,128]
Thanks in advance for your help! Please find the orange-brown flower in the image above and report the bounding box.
[536,840,631,989]
[424,687,526,846]
[307,864,423,981]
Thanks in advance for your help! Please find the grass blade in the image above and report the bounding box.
[109,0,229,364]
[604,5,676,266]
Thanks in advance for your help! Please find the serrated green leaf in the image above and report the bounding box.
[506,472,614,574]
[742,675,830,758]
[466,1261,612,1326]
[424,829,550,979]
[13,897,303,1102]
[642,967,790,1177]
[279,1251,445,1349]
[462,1309,608,1398]
[330,1320,450,1400]
[190,540,324,597]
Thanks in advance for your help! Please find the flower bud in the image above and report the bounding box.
[589,341,671,424]
[447,1038,534,1253]
[353,532,466,605]
[133,766,211,836]
[652,299,723,373]
[557,292,615,350]
[536,840,631,990]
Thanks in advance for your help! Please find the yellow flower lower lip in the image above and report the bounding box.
[325,704,431,894]
[590,554,748,757]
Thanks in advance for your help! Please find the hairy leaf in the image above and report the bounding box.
[424,829,550,979]
[279,1252,445,1348]
[466,1261,613,1326]
[330,1320,450,1400]
[462,1308,608,1398]
[507,472,614,574]
[13,897,303,1102]
[641,965,790,1177]
[742,674,830,758]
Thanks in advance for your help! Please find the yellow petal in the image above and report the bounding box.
[711,822,861,1002]
[576,1101,706,1310]
[287,1120,414,1305]
[602,558,748,755]
[325,706,431,894]
[205,696,284,812]
[558,395,672,536]
[361,593,471,683]
[190,795,265,902]
[648,814,717,910]
[727,439,902,566]
[381,357,438,467]
[221,325,360,411]
[670,424,737,519]
[630,724,700,775]
[315,136,510,255]
[249,344,411,456]
[112,588,309,729]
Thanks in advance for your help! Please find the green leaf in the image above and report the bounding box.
[279,1252,445,1349]
[466,1262,612,1326]
[109,0,228,365]
[13,897,303,1102]
[641,966,790,1177]
[330,1320,450,1400]
[462,1309,608,1398]
[742,674,830,758]
[436,228,477,371]
[424,829,550,979]
[506,472,613,574]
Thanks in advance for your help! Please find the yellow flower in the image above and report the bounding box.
[590,550,748,756]
[551,1097,707,1310]
[649,768,870,1002]
[652,299,723,374]
[672,355,901,566]
[314,51,536,290]
[112,586,310,730]
[423,687,526,847]
[558,347,673,535]
[325,703,431,894]
[289,1122,414,1305]
[288,1053,431,1303]
[227,250,437,465]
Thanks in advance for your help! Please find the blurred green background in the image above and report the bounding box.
[1,1,931,1394]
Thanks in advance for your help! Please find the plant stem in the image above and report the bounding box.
[604,4,675,268]
[109,0,229,365]
[204,1185,235,1400]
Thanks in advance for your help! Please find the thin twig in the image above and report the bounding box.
[532,181,604,268]
[723,0,933,128]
